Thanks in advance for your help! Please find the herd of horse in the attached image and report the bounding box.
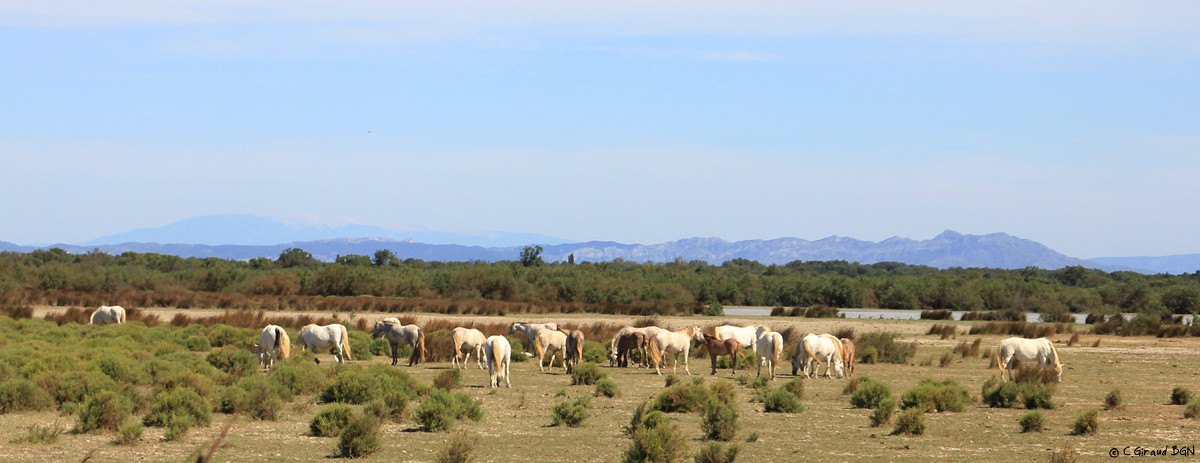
[84,306,1065,389]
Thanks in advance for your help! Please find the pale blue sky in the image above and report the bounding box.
[2,2,1198,258]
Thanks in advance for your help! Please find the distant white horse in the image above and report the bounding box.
[89,305,126,326]
[755,326,784,380]
[533,329,569,372]
[998,337,1063,382]
[715,324,759,353]
[609,326,663,365]
[508,322,559,353]
[483,335,512,388]
[257,324,292,370]
[373,319,425,366]
[648,325,704,375]
[298,323,352,364]
[792,333,845,379]
[451,327,487,370]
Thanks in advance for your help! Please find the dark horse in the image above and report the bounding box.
[610,331,650,368]
[700,331,744,375]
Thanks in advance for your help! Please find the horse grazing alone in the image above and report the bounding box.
[534,329,569,372]
[792,333,845,379]
[562,329,585,374]
[755,326,784,380]
[373,319,425,366]
[649,325,704,375]
[508,322,559,353]
[451,327,487,370]
[840,338,857,377]
[700,331,744,376]
[715,324,759,353]
[998,337,1063,382]
[610,331,650,368]
[89,306,126,326]
[257,324,292,370]
[298,323,352,364]
[483,335,512,388]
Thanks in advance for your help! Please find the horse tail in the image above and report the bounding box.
[88,309,97,326]
[574,333,584,363]
[339,325,352,361]
[803,337,820,362]
[773,334,782,367]
[1045,338,1062,372]
[648,335,663,368]
[277,327,291,360]
[416,329,427,364]
[119,307,126,324]
[491,338,504,368]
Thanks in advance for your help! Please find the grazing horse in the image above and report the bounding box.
[715,324,759,353]
[610,331,650,368]
[451,327,487,370]
[840,338,857,377]
[998,337,1063,382]
[533,329,569,372]
[372,319,425,366]
[755,326,784,380]
[609,326,662,366]
[508,322,559,353]
[89,306,126,326]
[792,333,845,379]
[483,335,512,388]
[700,332,744,376]
[298,323,352,364]
[257,324,292,370]
[648,325,704,375]
[562,329,585,374]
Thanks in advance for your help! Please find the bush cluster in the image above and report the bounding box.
[901,378,970,413]
[414,390,484,432]
[855,332,916,364]
[551,395,593,427]
[849,377,892,409]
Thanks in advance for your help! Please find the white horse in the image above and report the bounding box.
[998,337,1063,382]
[89,305,126,326]
[373,319,425,366]
[508,322,559,353]
[648,325,704,375]
[298,323,352,364]
[755,326,784,380]
[483,335,512,388]
[609,326,663,365]
[715,324,759,353]
[534,329,569,372]
[257,324,292,370]
[792,333,845,379]
[451,327,487,370]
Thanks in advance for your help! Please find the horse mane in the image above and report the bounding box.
[276,326,291,360]
[701,331,717,342]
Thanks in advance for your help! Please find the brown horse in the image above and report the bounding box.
[700,332,744,376]
[840,338,857,377]
[610,331,650,368]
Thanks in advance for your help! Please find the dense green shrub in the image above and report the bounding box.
[415,390,484,432]
[981,377,1020,408]
[434,369,462,391]
[1019,411,1044,433]
[337,413,382,459]
[434,431,477,463]
[1021,384,1056,410]
[781,378,804,400]
[219,375,290,420]
[142,387,211,431]
[693,442,740,463]
[206,345,257,377]
[311,404,356,437]
[319,364,425,405]
[701,399,739,441]
[116,420,144,445]
[653,379,714,413]
[763,388,803,413]
[1171,386,1194,405]
[185,335,211,352]
[1185,400,1200,419]
[363,390,409,424]
[269,355,329,395]
[892,408,926,436]
[900,378,970,413]
[595,378,619,398]
[870,398,897,427]
[0,378,55,413]
[74,390,133,434]
[623,409,688,463]
[571,362,605,386]
[849,378,892,409]
[1103,389,1123,410]
[1071,408,1100,435]
[856,332,916,364]
[583,341,608,364]
[551,396,592,427]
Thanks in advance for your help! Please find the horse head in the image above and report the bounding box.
[690,325,705,343]
[507,323,521,336]
[755,325,769,337]
[371,321,387,338]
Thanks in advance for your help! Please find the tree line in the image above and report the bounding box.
[2,247,1199,318]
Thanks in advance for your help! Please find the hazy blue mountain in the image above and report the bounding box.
[79,214,570,248]
[1091,255,1200,275]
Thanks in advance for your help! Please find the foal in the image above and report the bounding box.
[700,331,744,376]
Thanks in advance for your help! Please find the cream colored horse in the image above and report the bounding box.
[508,322,559,354]
[534,329,569,372]
[562,329,585,374]
[792,333,845,379]
[451,327,487,370]
[840,338,857,377]
[649,325,704,375]
[998,337,1063,382]
[483,335,512,388]
[715,324,759,353]
[755,326,784,380]
[257,324,292,370]
[298,323,352,364]
[89,305,126,326]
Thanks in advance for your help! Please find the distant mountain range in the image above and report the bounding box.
[1,214,1196,274]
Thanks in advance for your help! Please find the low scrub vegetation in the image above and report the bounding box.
[849,377,893,409]
[900,378,970,413]
[1071,408,1100,435]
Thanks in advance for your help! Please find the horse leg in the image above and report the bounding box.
[710,353,717,375]
[391,343,399,366]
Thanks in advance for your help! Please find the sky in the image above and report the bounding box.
[2,1,1198,258]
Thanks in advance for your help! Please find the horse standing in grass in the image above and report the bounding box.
[998,337,1063,382]
[609,326,662,366]
[298,323,352,364]
[755,325,784,380]
[534,329,569,372]
[715,324,759,353]
[840,338,857,377]
[610,331,650,368]
[373,319,425,366]
[792,333,845,379]
[257,324,292,370]
[700,332,744,376]
[451,327,487,370]
[508,322,559,354]
[483,335,512,388]
[562,329,585,374]
[649,325,704,375]
[89,305,126,326]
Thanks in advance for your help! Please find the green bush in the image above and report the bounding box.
[781,378,804,400]
[849,378,892,409]
[856,332,915,364]
[623,409,688,463]
[508,337,527,363]
[37,370,119,408]
[10,422,64,444]
[205,324,246,348]
[901,378,970,413]
[74,390,133,434]
[1019,410,1044,433]
[185,335,211,352]
[892,408,926,436]
[311,404,355,437]
[693,442,740,463]
[206,345,257,377]
[337,413,382,459]
[595,378,619,398]
[571,362,606,386]
[0,378,55,413]
[1171,386,1194,405]
[981,377,1020,408]
[1071,408,1100,435]
[701,399,739,441]
[116,419,143,445]
[859,346,880,364]
[269,355,329,395]
[551,396,592,427]
[583,341,608,364]
[363,390,409,424]
[1021,384,1056,410]
[434,369,462,391]
[1103,389,1123,410]
[763,388,803,413]
[434,431,477,463]
[653,380,712,413]
[142,387,212,431]
[415,390,484,432]
[347,330,375,361]
[870,398,896,427]
[1185,400,1200,419]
